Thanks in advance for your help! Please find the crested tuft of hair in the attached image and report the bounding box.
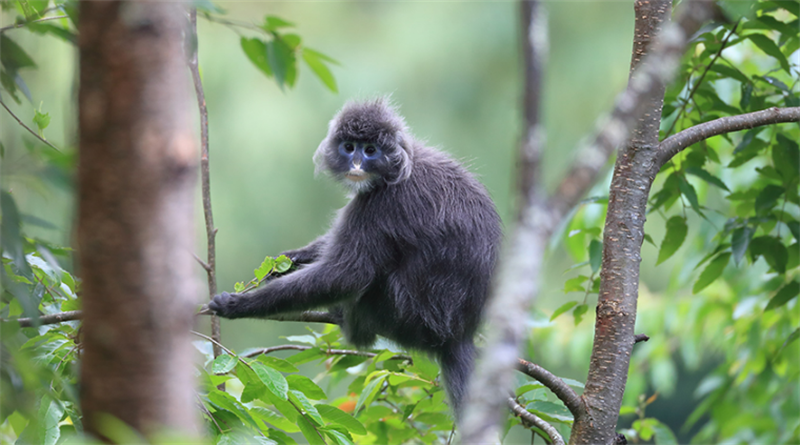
[314,96,413,185]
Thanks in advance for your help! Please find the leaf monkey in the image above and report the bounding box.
[209,97,502,415]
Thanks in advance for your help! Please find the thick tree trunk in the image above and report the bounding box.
[569,1,671,443]
[78,2,199,439]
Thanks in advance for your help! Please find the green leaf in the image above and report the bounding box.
[678,177,703,215]
[38,398,64,445]
[551,301,578,321]
[251,362,289,400]
[255,256,276,280]
[251,406,300,433]
[354,372,388,413]
[33,109,50,133]
[0,35,37,71]
[750,236,789,273]
[240,37,272,77]
[1,191,33,280]
[208,390,260,430]
[325,429,354,445]
[731,226,754,265]
[657,216,688,265]
[774,134,800,183]
[765,281,799,310]
[747,33,791,72]
[267,38,296,89]
[685,167,730,191]
[212,354,237,374]
[588,239,603,273]
[643,233,656,246]
[525,401,574,424]
[573,304,589,326]
[708,64,750,84]
[274,254,293,273]
[263,15,295,32]
[316,404,367,435]
[563,275,589,294]
[651,419,678,445]
[693,252,731,293]
[256,355,299,373]
[302,48,338,93]
[288,390,323,425]
[755,185,784,213]
[286,374,326,400]
[740,82,753,110]
[296,415,325,445]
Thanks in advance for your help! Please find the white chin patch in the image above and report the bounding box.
[343,174,375,194]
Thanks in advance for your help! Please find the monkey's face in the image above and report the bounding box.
[330,140,390,188]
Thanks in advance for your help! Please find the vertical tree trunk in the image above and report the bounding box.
[78,2,199,439]
[569,1,671,443]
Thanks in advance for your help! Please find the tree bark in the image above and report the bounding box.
[78,2,199,439]
[569,1,671,443]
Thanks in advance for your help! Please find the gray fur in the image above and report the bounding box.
[210,97,502,415]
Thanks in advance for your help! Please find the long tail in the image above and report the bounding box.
[438,339,476,419]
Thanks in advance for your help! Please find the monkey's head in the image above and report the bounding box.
[314,97,413,193]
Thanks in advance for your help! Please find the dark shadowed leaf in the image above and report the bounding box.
[0,35,37,71]
[657,216,688,265]
[267,38,295,89]
[685,166,730,191]
[1,191,33,279]
[731,226,754,265]
[749,236,788,273]
[765,281,799,311]
[693,252,731,293]
[740,82,753,109]
[774,134,800,183]
[747,33,791,72]
[678,177,703,215]
[589,240,602,273]
[573,304,589,326]
[755,185,784,213]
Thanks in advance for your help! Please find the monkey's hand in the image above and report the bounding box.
[281,248,318,266]
[208,291,245,319]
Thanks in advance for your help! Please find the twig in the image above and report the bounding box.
[192,252,212,272]
[662,20,741,138]
[507,397,564,445]
[0,99,61,152]
[242,344,412,362]
[0,15,68,33]
[2,310,82,327]
[516,358,585,419]
[191,330,237,358]
[656,106,800,168]
[189,8,222,359]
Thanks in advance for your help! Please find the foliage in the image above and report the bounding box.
[1,0,798,444]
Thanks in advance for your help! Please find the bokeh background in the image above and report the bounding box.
[3,1,708,441]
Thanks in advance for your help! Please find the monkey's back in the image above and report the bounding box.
[337,144,502,352]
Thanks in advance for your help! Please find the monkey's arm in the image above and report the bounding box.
[281,235,328,265]
[209,259,372,319]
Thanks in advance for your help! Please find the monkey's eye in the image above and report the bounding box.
[364,145,377,156]
[343,143,355,153]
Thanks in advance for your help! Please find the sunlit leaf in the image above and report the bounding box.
[252,362,289,400]
[240,37,273,78]
[316,404,367,435]
[212,354,237,374]
[302,48,338,93]
[286,374,326,400]
[731,225,754,265]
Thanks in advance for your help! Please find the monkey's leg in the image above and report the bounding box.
[438,339,476,419]
[209,262,372,319]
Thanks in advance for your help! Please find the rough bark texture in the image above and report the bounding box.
[569,1,671,443]
[78,2,199,439]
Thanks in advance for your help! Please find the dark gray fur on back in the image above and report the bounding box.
[209,98,502,415]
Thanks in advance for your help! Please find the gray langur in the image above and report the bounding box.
[209,97,502,415]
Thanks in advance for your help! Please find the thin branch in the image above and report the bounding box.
[192,252,212,272]
[2,310,82,327]
[656,107,800,168]
[0,15,68,33]
[189,8,222,359]
[516,358,584,419]
[0,99,61,152]
[662,19,742,138]
[634,334,650,343]
[507,397,564,445]
[242,344,412,362]
[191,330,237,358]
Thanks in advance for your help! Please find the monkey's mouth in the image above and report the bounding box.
[345,171,370,182]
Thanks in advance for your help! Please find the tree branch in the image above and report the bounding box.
[507,397,565,445]
[0,15,68,33]
[0,98,61,152]
[188,8,222,359]
[242,344,412,361]
[516,358,584,419]
[1,310,82,327]
[656,107,800,168]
